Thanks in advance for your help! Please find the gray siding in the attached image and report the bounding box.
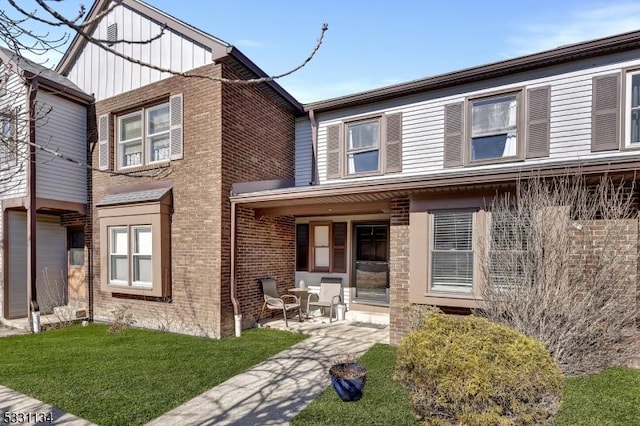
[295,118,312,186]
[67,3,211,101]
[35,91,87,204]
[296,51,640,186]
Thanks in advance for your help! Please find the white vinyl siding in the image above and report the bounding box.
[66,3,211,101]
[299,52,640,186]
[35,91,87,204]
[0,68,27,199]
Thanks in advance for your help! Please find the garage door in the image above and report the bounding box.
[7,212,67,318]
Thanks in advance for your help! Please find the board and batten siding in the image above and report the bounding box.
[295,52,640,186]
[35,91,87,204]
[66,3,211,101]
[0,69,28,199]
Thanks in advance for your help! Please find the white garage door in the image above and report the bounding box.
[7,212,67,318]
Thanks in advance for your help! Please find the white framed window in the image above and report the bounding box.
[625,71,640,147]
[117,103,170,169]
[312,223,330,271]
[470,93,519,161]
[346,118,380,175]
[430,211,474,292]
[109,226,129,284]
[108,225,152,289]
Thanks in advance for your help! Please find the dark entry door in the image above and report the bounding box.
[353,223,389,303]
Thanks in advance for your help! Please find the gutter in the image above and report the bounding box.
[309,109,318,185]
[230,200,241,337]
[26,78,40,332]
[303,29,640,114]
[229,155,640,205]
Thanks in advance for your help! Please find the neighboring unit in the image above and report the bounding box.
[0,48,92,322]
[231,31,640,343]
[57,0,302,336]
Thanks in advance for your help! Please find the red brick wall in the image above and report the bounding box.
[219,63,297,335]
[389,197,410,344]
[90,61,298,337]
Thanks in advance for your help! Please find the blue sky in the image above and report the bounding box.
[10,0,640,103]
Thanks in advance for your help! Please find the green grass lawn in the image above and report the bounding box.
[293,345,640,426]
[0,324,307,425]
[557,367,640,425]
[292,344,421,426]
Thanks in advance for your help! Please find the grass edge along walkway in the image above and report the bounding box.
[0,324,307,426]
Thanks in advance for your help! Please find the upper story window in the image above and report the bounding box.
[0,111,16,168]
[98,93,183,172]
[625,71,640,147]
[470,93,519,161]
[118,103,170,169]
[444,87,550,167]
[346,119,380,175]
[325,112,402,180]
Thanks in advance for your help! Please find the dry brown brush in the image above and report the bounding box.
[477,175,639,375]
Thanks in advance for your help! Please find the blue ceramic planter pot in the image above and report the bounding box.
[329,362,367,402]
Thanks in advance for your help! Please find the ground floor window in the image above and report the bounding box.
[295,221,347,273]
[430,211,474,292]
[108,225,152,288]
[97,187,172,297]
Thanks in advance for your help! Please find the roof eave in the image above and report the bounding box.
[226,47,304,115]
[304,29,640,113]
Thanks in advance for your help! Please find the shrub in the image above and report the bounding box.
[395,314,563,425]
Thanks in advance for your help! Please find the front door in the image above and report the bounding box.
[353,223,389,303]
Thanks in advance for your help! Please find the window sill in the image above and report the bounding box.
[103,283,165,298]
[114,161,171,174]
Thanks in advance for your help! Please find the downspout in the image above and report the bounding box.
[26,78,39,332]
[230,200,241,337]
[309,109,318,185]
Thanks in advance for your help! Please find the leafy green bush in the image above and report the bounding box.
[395,314,563,425]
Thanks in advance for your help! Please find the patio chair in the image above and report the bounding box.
[307,277,342,322]
[257,277,301,327]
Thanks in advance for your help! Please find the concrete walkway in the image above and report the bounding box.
[147,319,388,425]
[0,318,389,425]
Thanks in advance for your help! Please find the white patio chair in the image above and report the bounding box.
[307,277,342,322]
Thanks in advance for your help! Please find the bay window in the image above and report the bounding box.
[98,187,172,297]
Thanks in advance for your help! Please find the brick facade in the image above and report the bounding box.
[389,197,410,344]
[90,61,298,337]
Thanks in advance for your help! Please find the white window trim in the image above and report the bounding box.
[624,70,640,148]
[131,225,153,288]
[117,102,170,170]
[108,224,153,289]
